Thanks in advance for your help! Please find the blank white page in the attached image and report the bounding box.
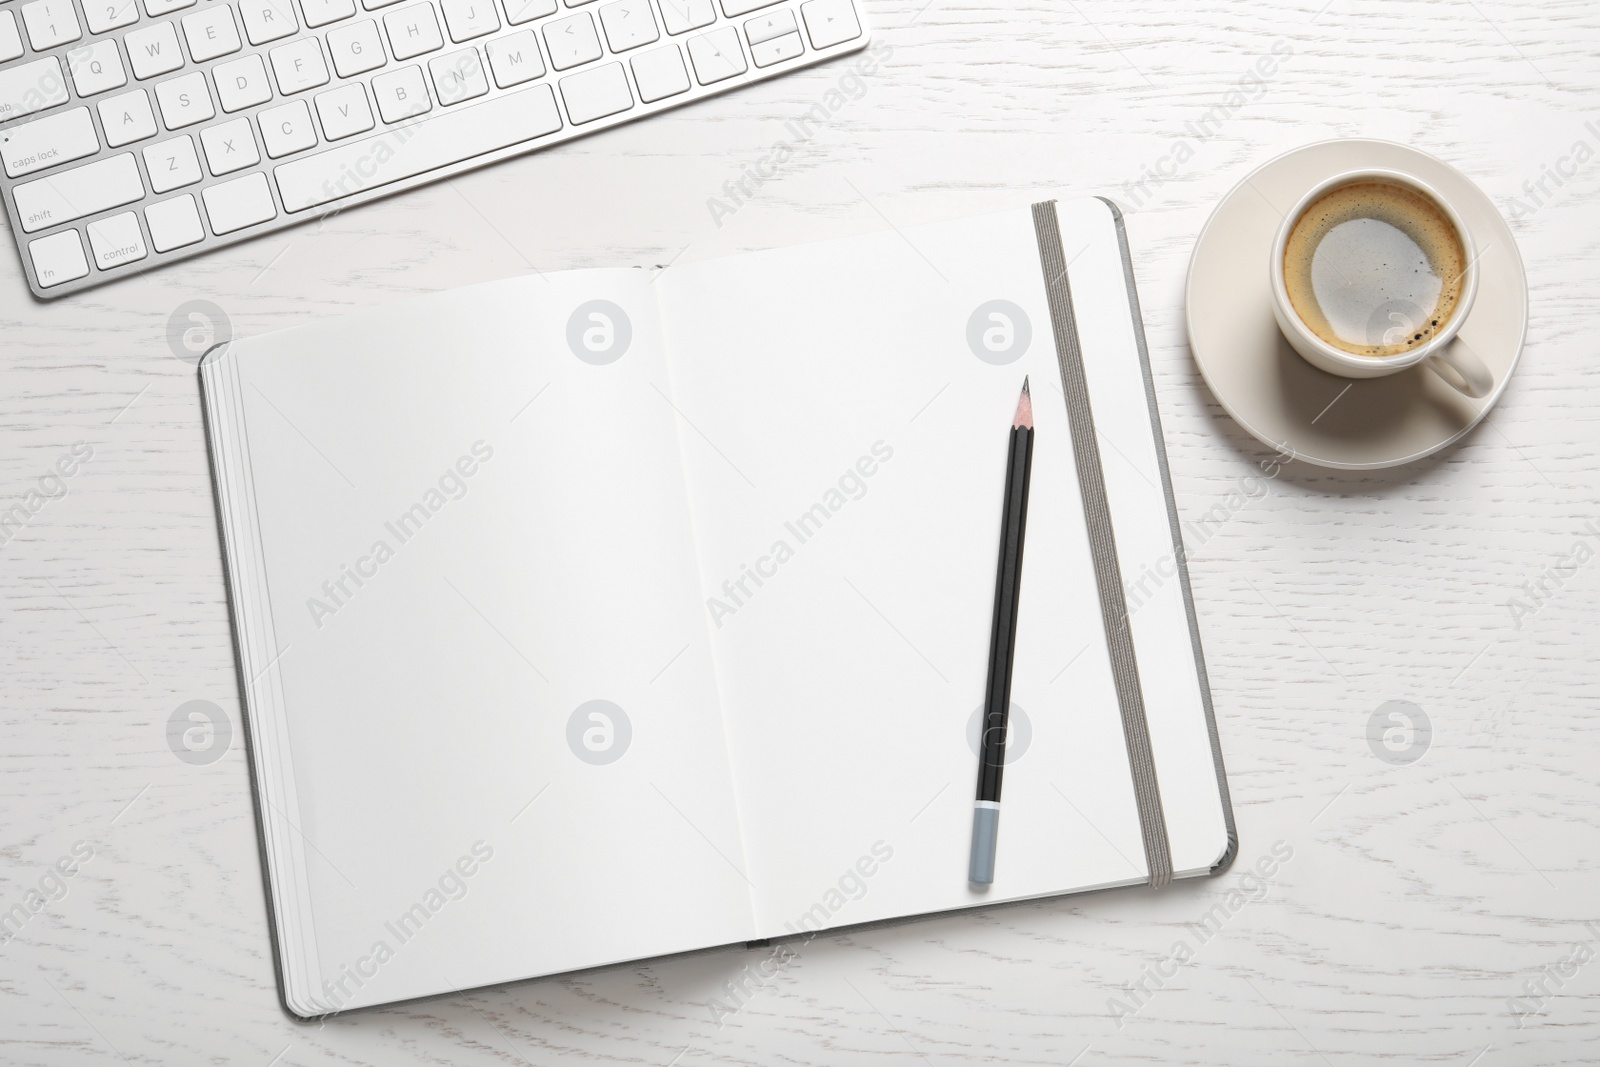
[216,271,755,1011]
[657,200,1221,936]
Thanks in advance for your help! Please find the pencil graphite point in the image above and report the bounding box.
[1014,377,1034,430]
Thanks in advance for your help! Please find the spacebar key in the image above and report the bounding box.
[273,84,564,212]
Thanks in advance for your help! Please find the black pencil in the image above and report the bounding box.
[969,377,1035,886]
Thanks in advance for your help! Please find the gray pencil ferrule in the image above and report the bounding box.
[968,802,1001,885]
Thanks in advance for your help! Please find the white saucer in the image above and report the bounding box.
[1185,139,1528,470]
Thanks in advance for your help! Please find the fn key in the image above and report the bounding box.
[559,62,633,124]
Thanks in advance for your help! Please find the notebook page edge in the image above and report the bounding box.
[200,343,329,1017]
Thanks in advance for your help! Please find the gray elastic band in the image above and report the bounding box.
[1031,200,1173,888]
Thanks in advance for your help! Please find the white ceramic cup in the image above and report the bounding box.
[1269,168,1492,398]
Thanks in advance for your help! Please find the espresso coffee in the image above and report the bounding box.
[1282,180,1468,358]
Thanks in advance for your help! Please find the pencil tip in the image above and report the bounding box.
[1013,378,1034,430]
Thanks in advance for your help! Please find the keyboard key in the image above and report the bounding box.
[559,60,630,124]
[21,0,81,51]
[750,30,800,66]
[126,22,184,80]
[384,4,443,59]
[566,0,597,6]
[743,8,793,44]
[67,40,128,97]
[145,0,197,15]
[313,81,374,137]
[215,54,272,111]
[441,0,499,41]
[274,83,562,210]
[15,153,143,232]
[504,0,556,25]
[429,47,488,104]
[0,12,23,63]
[86,210,147,269]
[629,43,686,102]
[200,116,259,173]
[85,0,140,32]
[543,12,600,70]
[270,37,330,92]
[486,30,544,88]
[258,98,317,156]
[83,0,140,34]
[599,0,656,51]
[362,0,407,10]
[328,20,386,77]
[720,0,777,14]
[29,229,88,288]
[800,0,858,48]
[658,0,713,34]
[301,0,357,28]
[203,171,276,233]
[145,194,205,251]
[239,0,298,44]
[0,58,68,123]
[182,6,242,62]
[686,25,744,84]
[371,64,430,121]
[97,88,157,146]
[142,133,202,191]
[1,107,98,179]
[155,71,214,128]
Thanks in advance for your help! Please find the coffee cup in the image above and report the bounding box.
[1269,168,1491,398]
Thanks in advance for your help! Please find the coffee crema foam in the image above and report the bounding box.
[1283,181,1467,358]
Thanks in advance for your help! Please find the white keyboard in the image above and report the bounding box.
[0,0,867,297]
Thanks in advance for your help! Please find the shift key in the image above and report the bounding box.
[14,154,144,233]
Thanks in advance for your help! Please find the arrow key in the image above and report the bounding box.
[686,24,745,84]
[743,7,794,45]
[800,0,859,49]
[750,29,801,67]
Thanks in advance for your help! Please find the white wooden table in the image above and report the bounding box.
[4,0,1598,1062]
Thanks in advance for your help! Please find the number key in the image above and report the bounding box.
[21,0,82,50]
[83,0,139,36]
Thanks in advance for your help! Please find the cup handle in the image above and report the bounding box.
[1423,340,1493,399]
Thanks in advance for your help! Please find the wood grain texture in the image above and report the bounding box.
[3,0,1599,1062]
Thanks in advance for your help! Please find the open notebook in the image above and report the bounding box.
[200,197,1234,1017]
